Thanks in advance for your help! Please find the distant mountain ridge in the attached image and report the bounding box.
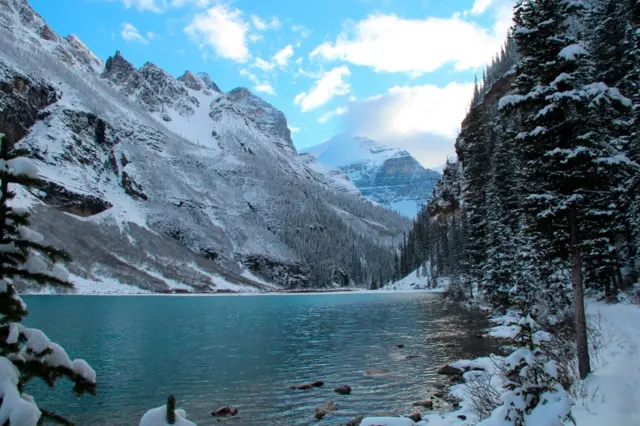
[302,135,440,217]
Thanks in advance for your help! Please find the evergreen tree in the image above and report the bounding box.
[479,315,573,426]
[0,134,96,424]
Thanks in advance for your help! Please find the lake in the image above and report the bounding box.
[22,292,495,425]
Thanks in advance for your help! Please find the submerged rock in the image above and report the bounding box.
[364,368,391,376]
[289,380,324,390]
[211,406,238,417]
[334,385,352,395]
[315,400,337,420]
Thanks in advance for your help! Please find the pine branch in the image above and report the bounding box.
[1,268,73,288]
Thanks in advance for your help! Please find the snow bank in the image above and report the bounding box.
[360,418,421,426]
[383,268,448,292]
[139,405,196,426]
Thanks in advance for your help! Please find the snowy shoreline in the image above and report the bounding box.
[23,288,446,297]
[357,297,640,426]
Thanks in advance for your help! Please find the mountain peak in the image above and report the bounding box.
[195,72,222,93]
[302,135,440,217]
[227,87,252,100]
[177,71,201,91]
[103,50,135,77]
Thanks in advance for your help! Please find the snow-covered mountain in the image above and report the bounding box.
[302,135,441,217]
[0,0,409,293]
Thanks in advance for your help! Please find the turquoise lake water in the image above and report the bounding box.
[22,292,495,425]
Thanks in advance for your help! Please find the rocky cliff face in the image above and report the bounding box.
[0,0,409,293]
[302,135,440,217]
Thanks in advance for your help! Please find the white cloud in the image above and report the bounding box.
[294,92,306,104]
[254,57,275,71]
[116,0,212,12]
[289,126,301,133]
[120,0,163,13]
[185,5,250,63]
[146,31,155,40]
[170,0,211,7]
[254,83,276,95]
[273,44,294,68]
[342,82,475,167]
[318,106,347,123]
[471,0,494,15]
[294,66,351,112]
[248,33,264,43]
[310,8,512,75]
[240,69,275,95]
[121,22,150,44]
[292,24,312,39]
[251,15,281,31]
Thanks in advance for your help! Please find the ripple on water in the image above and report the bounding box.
[22,293,497,425]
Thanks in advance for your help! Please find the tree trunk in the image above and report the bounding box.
[570,206,591,380]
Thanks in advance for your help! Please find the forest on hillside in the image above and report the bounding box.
[399,0,639,310]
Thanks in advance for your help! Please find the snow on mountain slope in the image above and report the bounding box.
[0,0,409,293]
[298,153,360,195]
[0,0,103,73]
[302,135,440,217]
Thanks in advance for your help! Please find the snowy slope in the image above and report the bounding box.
[0,0,409,293]
[302,135,440,217]
[298,153,360,195]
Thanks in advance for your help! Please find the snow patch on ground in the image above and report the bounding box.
[572,300,640,426]
[383,269,449,292]
[26,273,150,295]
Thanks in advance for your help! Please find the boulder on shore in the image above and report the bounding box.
[437,365,464,376]
[412,400,433,409]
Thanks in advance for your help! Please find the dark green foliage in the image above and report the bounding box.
[395,0,640,312]
[0,134,96,425]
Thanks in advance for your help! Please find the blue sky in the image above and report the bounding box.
[30,0,514,168]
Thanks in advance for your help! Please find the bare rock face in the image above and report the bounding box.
[0,64,58,144]
[211,87,294,151]
[196,72,222,93]
[177,71,203,91]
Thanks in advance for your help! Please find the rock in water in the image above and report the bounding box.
[393,344,405,349]
[211,406,238,417]
[364,368,391,376]
[289,380,324,390]
[345,415,364,426]
[437,365,464,376]
[315,400,337,420]
[412,400,433,409]
[334,385,352,395]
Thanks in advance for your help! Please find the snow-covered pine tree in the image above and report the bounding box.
[0,133,96,425]
[456,105,490,290]
[479,315,573,426]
